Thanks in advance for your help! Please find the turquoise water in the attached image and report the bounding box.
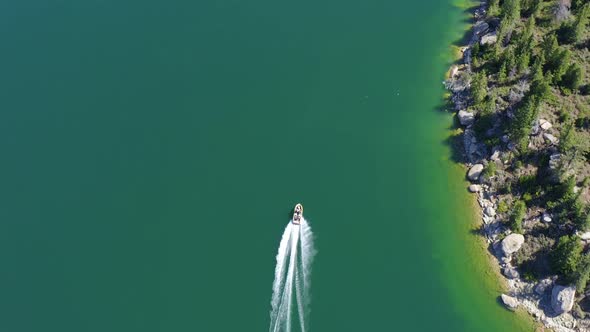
[0,0,534,331]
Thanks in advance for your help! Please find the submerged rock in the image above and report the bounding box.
[501,294,519,310]
[551,285,575,315]
[467,164,484,181]
[458,110,475,126]
[501,234,525,256]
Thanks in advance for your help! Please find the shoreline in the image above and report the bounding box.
[445,2,588,331]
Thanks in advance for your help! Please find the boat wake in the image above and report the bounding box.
[269,218,315,332]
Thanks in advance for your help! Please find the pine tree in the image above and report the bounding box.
[505,48,517,77]
[530,72,552,102]
[530,0,542,17]
[517,52,531,74]
[542,34,571,84]
[471,42,481,68]
[573,0,589,12]
[561,62,584,93]
[521,0,534,15]
[514,19,535,73]
[499,61,508,83]
[510,95,540,150]
[560,122,578,152]
[573,4,590,43]
[488,0,500,17]
[495,23,507,56]
[523,16,536,40]
[552,235,583,282]
[483,92,497,114]
[510,200,526,233]
[502,0,522,24]
[471,70,488,105]
[551,49,571,84]
[560,4,590,43]
[541,34,559,61]
[531,54,545,81]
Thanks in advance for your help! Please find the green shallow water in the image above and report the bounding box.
[0,0,535,331]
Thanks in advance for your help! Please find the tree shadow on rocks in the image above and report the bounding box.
[443,121,467,164]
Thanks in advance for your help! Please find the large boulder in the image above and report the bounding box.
[543,133,558,144]
[501,294,519,310]
[458,110,475,126]
[467,164,484,181]
[539,119,553,130]
[551,285,575,315]
[473,21,490,36]
[468,184,481,193]
[501,234,525,256]
[480,32,498,45]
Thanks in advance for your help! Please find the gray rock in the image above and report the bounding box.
[539,119,552,130]
[535,279,554,296]
[458,110,475,126]
[531,121,541,136]
[468,184,481,193]
[543,133,558,144]
[503,267,520,279]
[473,21,490,36]
[485,206,496,217]
[551,285,576,315]
[467,164,484,182]
[501,294,519,310]
[542,212,552,223]
[508,89,525,104]
[463,129,488,163]
[549,153,561,169]
[507,142,517,151]
[450,65,460,78]
[580,232,590,240]
[501,234,525,256]
[490,150,501,161]
[480,32,498,45]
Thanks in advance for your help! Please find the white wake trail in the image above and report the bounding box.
[269,218,315,332]
[299,219,315,309]
[270,223,293,321]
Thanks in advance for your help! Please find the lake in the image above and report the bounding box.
[0,0,534,331]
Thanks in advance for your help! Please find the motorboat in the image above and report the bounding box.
[292,203,303,225]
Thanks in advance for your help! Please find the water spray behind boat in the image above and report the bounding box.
[269,204,316,332]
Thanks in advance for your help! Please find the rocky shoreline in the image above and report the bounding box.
[445,3,589,332]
